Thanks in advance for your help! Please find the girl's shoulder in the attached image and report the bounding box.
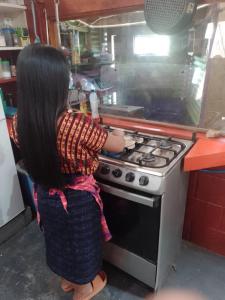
[57,110,93,139]
[57,110,87,127]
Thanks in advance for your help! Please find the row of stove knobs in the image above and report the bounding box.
[101,166,149,186]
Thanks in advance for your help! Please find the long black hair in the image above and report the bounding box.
[17,44,69,188]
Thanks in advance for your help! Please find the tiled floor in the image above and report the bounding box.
[1,222,225,300]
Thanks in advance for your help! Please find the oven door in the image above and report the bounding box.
[98,181,161,264]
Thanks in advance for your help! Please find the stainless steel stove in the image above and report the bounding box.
[95,127,193,290]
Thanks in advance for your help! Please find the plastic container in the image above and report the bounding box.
[79,92,88,115]
[90,91,99,119]
[12,29,19,46]
[1,60,11,79]
[72,31,80,64]
[10,65,16,77]
[16,27,30,47]
[5,106,17,118]
[0,89,7,113]
[0,30,6,47]
[5,92,14,106]
[2,28,14,47]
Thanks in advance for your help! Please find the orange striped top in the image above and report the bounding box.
[10,111,108,175]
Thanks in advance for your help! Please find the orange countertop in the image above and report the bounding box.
[183,137,225,171]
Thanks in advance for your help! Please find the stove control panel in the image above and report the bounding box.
[96,162,165,195]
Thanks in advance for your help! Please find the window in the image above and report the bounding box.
[133,35,170,56]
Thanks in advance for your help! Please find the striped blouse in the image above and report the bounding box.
[10,111,108,175]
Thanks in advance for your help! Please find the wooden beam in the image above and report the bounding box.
[44,0,144,21]
[48,19,59,47]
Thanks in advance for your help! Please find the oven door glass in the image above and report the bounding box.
[100,186,161,264]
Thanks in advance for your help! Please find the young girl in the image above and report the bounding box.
[10,44,125,300]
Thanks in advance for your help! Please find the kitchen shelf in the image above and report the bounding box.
[72,61,114,67]
[0,3,26,13]
[0,47,23,51]
[0,77,16,84]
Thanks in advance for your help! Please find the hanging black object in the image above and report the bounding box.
[144,0,197,35]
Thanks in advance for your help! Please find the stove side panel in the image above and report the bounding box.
[155,163,189,290]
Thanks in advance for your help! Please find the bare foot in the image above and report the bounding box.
[61,278,74,292]
[72,282,93,300]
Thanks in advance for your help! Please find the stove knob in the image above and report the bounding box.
[126,172,135,182]
[101,165,110,175]
[112,168,122,178]
[139,176,149,186]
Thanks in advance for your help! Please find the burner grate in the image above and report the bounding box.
[102,127,185,168]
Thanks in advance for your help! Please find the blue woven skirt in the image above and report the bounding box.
[37,183,103,285]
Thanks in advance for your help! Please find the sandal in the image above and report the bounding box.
[73,271,107,300]
[61,278,74,293]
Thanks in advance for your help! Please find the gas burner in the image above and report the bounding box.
[140,156,168,168]
[159,139,172,150]
[152,148,175,160]
[124,133,144,145]
[128,152,143,164]
[147,140,160,147]
[139,145,154,153]
[142,153,156,162]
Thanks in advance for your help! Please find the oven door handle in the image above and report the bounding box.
[98,183,159,208]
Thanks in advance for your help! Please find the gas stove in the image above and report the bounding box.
[96,127,193,195]
[96,127,193,289]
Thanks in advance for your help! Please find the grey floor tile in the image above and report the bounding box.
[164,243,225,300]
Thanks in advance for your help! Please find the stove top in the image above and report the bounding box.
[117,136,184,169]
[101,128,189,170]
[96,127,193,194]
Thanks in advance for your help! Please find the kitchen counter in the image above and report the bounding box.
[184,137,225,171]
